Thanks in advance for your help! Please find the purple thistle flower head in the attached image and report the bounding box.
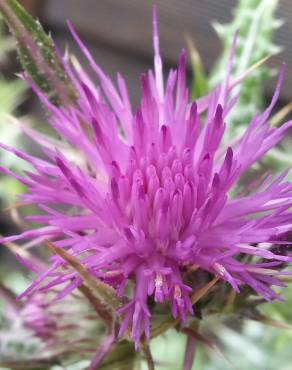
[21,293,58,341]
[1,8,292,349]
[20,289,100,350]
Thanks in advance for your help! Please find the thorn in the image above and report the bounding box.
[252,314,292,330]
[184,33,202,65]
[231,54,275,89]
[0,234,31,260]
[191,276,219,305]
[270,102,292,127]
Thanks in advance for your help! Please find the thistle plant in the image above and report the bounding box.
[190,0,292,181]
[213,0,292,186]
[210,0,281,128]
[0,281,101,367]
[0,1,292,370]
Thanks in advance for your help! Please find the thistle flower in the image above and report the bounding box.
[21,289,101,354]
[1,9,292,351]
[0,276,100,364]
[20,293,58,342]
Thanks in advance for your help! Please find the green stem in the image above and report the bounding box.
[0,0,77,105]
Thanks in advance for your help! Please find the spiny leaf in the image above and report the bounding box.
[209,0,280,131]
[0,0,77,105]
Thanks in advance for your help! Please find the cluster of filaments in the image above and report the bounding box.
[112,132,197,255]
[104,100,219,333]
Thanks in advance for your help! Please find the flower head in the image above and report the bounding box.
[20,288,100,351]
[0,273,99,362]
[1,9,292,348]
[21,293,58,342]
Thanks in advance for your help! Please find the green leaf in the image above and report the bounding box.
[209,0,280,132]
[0,0,77,105]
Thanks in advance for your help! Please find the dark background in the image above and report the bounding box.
[19,0,292,105]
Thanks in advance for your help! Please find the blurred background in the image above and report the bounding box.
[0,1,292,369]
[19,0,292,103]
